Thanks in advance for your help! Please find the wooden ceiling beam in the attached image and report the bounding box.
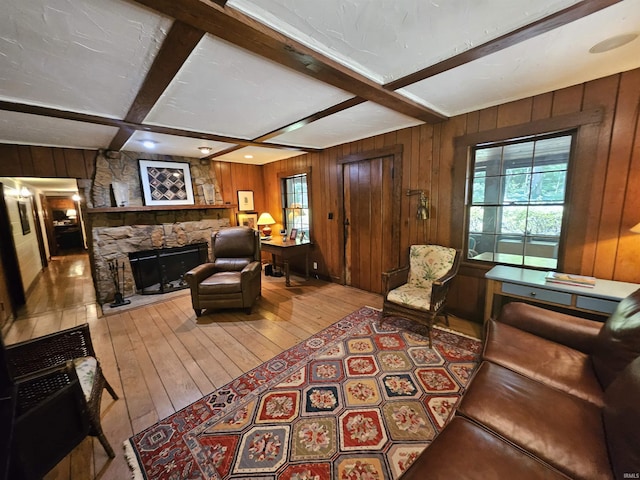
[108,20,206,151]
[385,0,622,90]
[0,100,318,153]
[131,0,446,124]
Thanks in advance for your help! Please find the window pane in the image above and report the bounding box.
[466,132,572,268]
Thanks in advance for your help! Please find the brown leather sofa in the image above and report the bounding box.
[185,226,262,316]
[401,289,640,480]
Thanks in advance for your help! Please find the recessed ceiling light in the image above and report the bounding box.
[589,33,638,54]
[199,146,212,155]
[142,140,158,149]
[244,154,254,159]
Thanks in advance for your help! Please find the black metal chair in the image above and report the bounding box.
[2,324,118,479]
[381,245,461,347]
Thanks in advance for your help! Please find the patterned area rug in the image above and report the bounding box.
[125,307,482,479]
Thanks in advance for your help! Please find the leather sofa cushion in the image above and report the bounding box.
[458,361,612,480]
[199,272,242,294]
[603,356,640,478]
[591,288,640,389]
[483,319,604,407]
[400,416,571,480]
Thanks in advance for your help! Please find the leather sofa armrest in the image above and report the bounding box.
[497,302,602,353]
[185,263,217,287]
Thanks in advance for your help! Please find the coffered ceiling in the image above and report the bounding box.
[0,0,638,165]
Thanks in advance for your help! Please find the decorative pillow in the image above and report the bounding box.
[73,356,97,401]
[407,245,456,288]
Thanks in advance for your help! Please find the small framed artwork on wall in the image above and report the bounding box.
[237,213,258,230]
[237,190,255,211]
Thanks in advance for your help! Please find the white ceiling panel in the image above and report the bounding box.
[229,0,583,84]
[144,34,354,140]
[401,0,640,116]
[267,101,423,149]
[215,146,307,165]
[123,131,236,158]
[0,0,171,118]
[0,110,119,149]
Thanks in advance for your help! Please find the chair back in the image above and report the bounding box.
[211,226,261,271]
[407,245,457,288]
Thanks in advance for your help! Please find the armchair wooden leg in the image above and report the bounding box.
[96,428,116,458]
[104,378,119,400]
[195,309,203,317]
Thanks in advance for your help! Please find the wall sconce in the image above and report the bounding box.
[19,187,31,198]
[406,189,429,220]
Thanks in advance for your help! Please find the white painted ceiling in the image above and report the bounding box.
[0,0,638,166]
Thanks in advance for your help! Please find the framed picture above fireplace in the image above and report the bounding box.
[139,160,195,206]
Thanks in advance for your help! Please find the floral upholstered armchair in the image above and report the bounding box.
[381,245,462,347]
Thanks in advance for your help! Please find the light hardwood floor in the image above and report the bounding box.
[5,253,481,480]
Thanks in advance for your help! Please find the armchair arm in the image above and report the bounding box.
[497,302,602,354]
[12,363,90,480]
[6,324,95,378]
[184,263,217,288]
[382,266,410,294]
[241,261,262,279]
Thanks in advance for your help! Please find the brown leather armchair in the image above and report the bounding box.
[185,226,262,317]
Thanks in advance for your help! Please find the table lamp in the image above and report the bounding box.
[257,212,276,237]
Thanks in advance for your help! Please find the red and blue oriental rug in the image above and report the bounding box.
[125,307,481,479]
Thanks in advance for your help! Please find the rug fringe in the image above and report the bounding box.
[365,305,382,311]
[123,439,145,480]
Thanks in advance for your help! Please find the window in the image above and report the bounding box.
[466,132,574,269]
[281,173,310,239]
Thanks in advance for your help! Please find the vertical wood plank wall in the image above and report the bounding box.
[0,68,639,323]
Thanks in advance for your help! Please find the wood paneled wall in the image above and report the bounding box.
[0,68,638,323]
[256,68,640,322]
[0,145,96,179]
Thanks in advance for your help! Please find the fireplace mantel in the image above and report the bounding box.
[86,204,236,214]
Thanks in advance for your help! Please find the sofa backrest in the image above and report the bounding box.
[211,226,260,271]
[591,288,640,389]
[603,355,640,478]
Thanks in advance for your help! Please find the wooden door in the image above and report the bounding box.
[342,155,397,294]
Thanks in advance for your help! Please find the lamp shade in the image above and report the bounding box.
[257,212,276,237]
[257,213,276,226]
[631,222,640,234]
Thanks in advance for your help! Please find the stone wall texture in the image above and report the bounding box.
[86,149,230,304]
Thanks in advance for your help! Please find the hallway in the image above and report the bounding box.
[6,252,99,344]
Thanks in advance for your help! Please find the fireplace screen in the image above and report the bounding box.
[128,243,208,295]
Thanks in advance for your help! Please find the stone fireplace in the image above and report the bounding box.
[82,150,233,305]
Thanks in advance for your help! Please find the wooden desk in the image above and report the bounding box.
[261,237,312,287]
[484,265,640,323]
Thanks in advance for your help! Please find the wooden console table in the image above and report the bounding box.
[485,265,640,323]
[261,237,311,287]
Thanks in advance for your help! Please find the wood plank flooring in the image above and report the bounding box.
[5,253,481,480]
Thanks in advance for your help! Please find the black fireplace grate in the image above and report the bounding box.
[128,242,208,295]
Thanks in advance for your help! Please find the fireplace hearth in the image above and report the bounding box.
[129,243,208,295]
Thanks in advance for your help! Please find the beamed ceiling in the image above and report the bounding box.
[0,0,639,165]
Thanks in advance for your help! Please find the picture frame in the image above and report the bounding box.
[18,200,31,235]
[237,213,258,230]
[237,190,255,211]
[289,228,298,240]
[138,160,194,206]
